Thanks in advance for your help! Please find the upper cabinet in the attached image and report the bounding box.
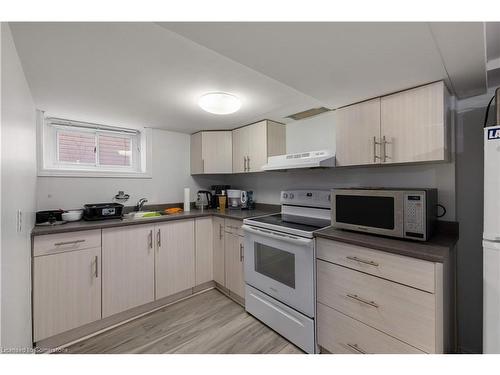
[335,81,450,167]
[232,120,286,173]
[381,81,449,164]
[190,131,232,174]
[335,98,381,167]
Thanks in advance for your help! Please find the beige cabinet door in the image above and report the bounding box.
[102,225,155,318]
[232,126,250,173]
[155,219,195,299]
[224,231,245,299]
[33,247,101,341]
[202,131,232,173]
[335,98,381,166]
[213,216,226,286]
[190,132,203,175]
[248,120,268,172]
[381,81,447,164]
[195,217,213,286]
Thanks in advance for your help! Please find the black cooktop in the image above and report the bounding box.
[249,213,330,233]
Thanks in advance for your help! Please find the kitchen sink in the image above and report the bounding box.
[123,211,166,220]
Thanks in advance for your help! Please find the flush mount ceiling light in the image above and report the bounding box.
[198,92,241,115]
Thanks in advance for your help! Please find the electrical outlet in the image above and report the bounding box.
[16,209,22,233]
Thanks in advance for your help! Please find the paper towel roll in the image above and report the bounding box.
[184,188,190,212]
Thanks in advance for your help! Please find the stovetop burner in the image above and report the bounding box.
[248,213,329,233]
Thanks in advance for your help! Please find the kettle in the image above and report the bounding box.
[195,190,213,209]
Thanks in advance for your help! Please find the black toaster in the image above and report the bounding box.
[83,203,124,221]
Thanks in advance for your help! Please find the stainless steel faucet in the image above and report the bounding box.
[134,198,148,212]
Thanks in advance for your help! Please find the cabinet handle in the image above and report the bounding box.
[148,230,153,250]
[347,343,367,354]
[382,136,391,163]
[94,256,98,278]
[219,224,223,239]
[244,156,248,172]
[346,256,379,267]
[346,294,379,308]
[54,239,85,246]
[247,156,250,172]
[202,159,205,173]
[239,243,244,262]
[373,136,381,163]
[157,229,161,249]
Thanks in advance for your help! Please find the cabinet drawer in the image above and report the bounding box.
[317,303,424,354]
[317,260,437,353]
[224,218,243,236]
[34,229,101,257]
[317,238,436,292]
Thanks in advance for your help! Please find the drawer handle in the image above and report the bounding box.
[346,256,379,267]
[346,294,379,308]
[54,239,86,246]
[347,343,368,354]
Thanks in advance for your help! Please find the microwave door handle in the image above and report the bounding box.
[241,224,313,246]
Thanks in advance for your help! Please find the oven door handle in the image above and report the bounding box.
[241,225,314,246]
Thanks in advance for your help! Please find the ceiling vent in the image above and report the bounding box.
[286,107,331,121]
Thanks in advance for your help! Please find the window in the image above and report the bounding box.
[37,111,152,178]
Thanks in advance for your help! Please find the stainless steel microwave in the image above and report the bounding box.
[331,188,437,241]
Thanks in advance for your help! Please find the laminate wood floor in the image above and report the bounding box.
[63,289,304,354]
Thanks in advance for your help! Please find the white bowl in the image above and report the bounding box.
[62,210,83,222]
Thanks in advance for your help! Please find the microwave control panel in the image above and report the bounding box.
[403,193,425,239]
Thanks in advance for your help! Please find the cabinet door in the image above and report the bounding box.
[224,232,245,299]
[195,217,213,286]
[190,132,203,174]
[248,121,268,172]
[213,216,225,286]
[335,98,381,166]
[102,225,155,318]
[381,81,447,164]
[202,131,232,173]
[155,219,195,299]
[232,126,249,173]
[33,247,101,341]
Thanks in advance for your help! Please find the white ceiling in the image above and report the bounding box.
[9,22,322,133]
[9,22,495,134]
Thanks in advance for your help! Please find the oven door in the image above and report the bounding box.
[242,224,315,317]
[332,189,404,238]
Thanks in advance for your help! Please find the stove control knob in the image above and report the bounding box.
[282,193,288,199]
[289,193,294,199]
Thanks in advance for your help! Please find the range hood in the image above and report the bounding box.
[262,150,336,171]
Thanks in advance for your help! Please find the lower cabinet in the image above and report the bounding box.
[33,246,102,342]
[155,219,195,299]
[102,225,155,318]
[316,238,448,354]
[213,216,226,286]
[317,303,423,354]
[224,223,245,299]
[195,217,213,286]
[32,216,246,342]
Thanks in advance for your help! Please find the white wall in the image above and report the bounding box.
[37,128,221,210]
[0,23,37,349]
[285,111,336,153]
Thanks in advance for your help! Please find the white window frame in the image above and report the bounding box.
[37,110,152,178]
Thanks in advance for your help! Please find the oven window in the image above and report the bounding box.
[254,243,295,289]
[335,195,395,229]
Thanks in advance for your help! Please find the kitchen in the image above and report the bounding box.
[1,4,500,372]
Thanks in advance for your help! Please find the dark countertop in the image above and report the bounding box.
[313,222,459,263]
[31,207,279,237]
